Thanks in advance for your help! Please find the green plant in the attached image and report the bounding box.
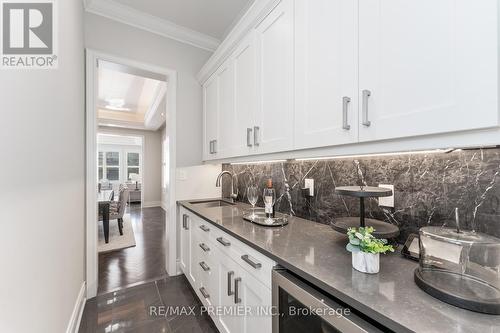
[346,227,394,254]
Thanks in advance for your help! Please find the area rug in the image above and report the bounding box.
[98,214,136,253]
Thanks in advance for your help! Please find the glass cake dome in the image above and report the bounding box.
[415,226,500,314]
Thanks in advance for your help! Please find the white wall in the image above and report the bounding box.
[0,1,85,332]
[99,127,162,206]
[85,13,212,167]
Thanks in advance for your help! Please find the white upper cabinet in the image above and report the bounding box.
[254,0,294,154]
[217,60,235,157]
[358,0,499,142]
[233,33,258,157]
[294,0,359,149]
[201,0,500,161]
[203,75,218,160]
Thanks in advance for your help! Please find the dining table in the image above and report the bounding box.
[97,189,113,243]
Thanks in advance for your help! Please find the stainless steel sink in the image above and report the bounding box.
[189,200,235,208]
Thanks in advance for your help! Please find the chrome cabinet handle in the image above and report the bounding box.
[182,214,186,229]
[241,254,262,269]
[199,243,210,252]
[199,287,210,299]
[362,90,371,127]
[213,140,217,154]
[217,237,230,246]
[199,225,210,232]
[199,261,210,271]
[227,271,234,296]
[209,140,213,154]
[247,128,253,147]
[184,215,189,230]
[234,277,242,304]
[253,126,260,146]
[342,96,351,130]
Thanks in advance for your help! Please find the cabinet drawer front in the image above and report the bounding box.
[209,226,275,289]
[196,252,218,307]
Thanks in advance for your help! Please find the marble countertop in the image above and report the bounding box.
[179,199,500,333]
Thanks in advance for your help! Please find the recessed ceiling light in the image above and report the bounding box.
[105,98,131,111]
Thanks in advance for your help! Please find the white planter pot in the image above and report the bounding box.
[352,251,380,274]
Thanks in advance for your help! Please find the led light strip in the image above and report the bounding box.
[230,159,287,165]
[295,149,456,161]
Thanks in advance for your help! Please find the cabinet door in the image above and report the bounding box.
[179,210,189,273]
[216,60,235,158]
[186,215,198,284]
[294,0,358,149]
[254,0,294,154]
[358,0,499,142]
[216,251,244,333]
[233,33,258,157]
[238,268,272,333]
[203,74,219,160]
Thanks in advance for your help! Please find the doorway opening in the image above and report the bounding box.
[86,50,178,298]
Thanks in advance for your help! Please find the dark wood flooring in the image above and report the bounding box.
[98,205,167,294]
[79,275,219,333]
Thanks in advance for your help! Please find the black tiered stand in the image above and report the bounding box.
[332,186,400,238]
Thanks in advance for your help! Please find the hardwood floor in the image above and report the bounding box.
[79,276,218,333]
[98,204,166,294]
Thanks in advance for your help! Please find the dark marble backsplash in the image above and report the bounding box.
[222,148,500,243]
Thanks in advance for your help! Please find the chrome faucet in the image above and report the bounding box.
[216,171,238,200]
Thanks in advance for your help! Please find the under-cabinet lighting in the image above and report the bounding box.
[230,159,287,165]
[295,149,454,161]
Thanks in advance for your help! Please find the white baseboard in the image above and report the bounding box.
[175,259,183,276]
[66,282,86,333]
[142,201,161,208]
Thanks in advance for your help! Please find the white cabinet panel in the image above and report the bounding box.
[238,269,272,333]
[233,33,258,157]
[358,0,499,142]
[216,250,244,333]
[203,75,219,160]
[295,0,359,149]
[216,61,235,158]
[254,0,294,154]
[179,209,189,273]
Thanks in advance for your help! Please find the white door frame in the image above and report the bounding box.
[85,49,178,298]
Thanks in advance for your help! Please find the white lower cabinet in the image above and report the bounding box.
[180,209,274,333]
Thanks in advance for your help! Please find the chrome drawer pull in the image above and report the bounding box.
[217,237,231,246]
[342,96,351,130]
[253,126,260,146]
[199,261,210,271]
[362,89,371,127]
[199,225,210,232]
[182,214,187,229]
[247,128,253,147]
[241,254,262,269]
[227,271,234,296]
[199,287,210,299]
[199,243,210,252]
[234,277,242,304]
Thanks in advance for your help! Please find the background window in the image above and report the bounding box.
[98,151,120,182]
[127,152,141,181]
[98,152,103,181]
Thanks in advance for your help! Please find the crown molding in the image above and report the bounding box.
[196,0,280,84]
[84,0,220,52]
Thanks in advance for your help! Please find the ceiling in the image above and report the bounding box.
[111,0,253,39]
[97,60,166,131]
